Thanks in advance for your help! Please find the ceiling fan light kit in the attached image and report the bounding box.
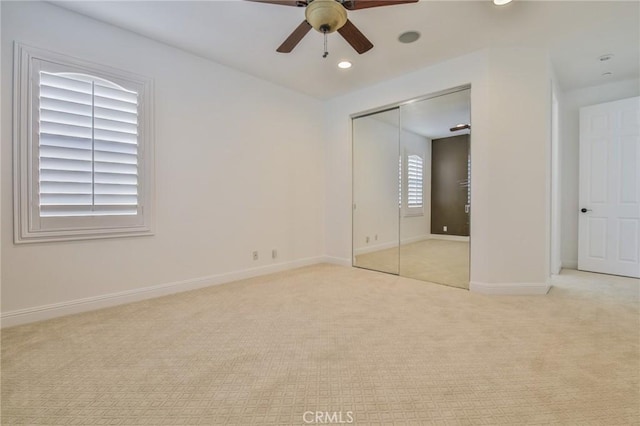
[305,0,347,33]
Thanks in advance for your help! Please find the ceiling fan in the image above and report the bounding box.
[250,0,419,57]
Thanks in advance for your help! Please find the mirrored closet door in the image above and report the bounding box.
[352,108,400,275]
[352,88,471,289]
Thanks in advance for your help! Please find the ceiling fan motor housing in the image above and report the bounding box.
[305,0,347,33]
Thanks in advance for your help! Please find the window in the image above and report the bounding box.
[13,43,154,243]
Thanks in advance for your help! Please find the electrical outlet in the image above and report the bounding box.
[252,251,258,261]
[443,226,447,232]
[272,249,277,259]
[375,234,378,241]
[366,236,370,243]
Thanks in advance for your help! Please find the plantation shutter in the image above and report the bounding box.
[407,154,423,208]
[398,156,402,207]
[38,72,139,217]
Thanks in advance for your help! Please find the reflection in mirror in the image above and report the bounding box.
[399,89,471,288]
[352,108,400,275]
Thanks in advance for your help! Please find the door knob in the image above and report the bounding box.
[581,208,592,213]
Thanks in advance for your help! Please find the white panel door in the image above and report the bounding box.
[578,97,640,278]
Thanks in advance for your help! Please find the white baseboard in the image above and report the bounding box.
[402,234,432,245]
[1,256,328,328]
[321,256,352,267]
[562,260,578,270]
[353,235,433,256]
[353,240,398,256]
[469,281,550,295]
[429,234,470,242]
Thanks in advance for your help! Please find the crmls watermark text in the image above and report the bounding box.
[302,411,354,424]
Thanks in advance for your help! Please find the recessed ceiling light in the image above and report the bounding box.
[338,61,352,69]
[599,54,614,62]
[493,0,513,5]
[601,72,613,77]
[398,31,420,44]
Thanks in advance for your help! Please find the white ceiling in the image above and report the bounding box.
[51,0,639,100]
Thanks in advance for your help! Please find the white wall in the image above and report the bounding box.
[325,48,553,293]
[1,2,325,324]
[0,0,3,320]
[550,82,562,275]
[481,48,552,288]
[560,78,640,269]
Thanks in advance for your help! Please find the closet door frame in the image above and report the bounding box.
[351,84,472,283]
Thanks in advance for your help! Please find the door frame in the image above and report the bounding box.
[577,96,640,278]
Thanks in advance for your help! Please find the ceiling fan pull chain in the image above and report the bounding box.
[323,27,329,58]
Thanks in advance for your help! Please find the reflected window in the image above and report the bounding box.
[401,152,424,217]
[407,154,423,208]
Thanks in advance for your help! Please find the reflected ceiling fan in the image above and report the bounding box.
[250,0,419,57]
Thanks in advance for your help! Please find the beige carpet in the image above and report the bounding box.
[2,265,638,425]
[355,239,470,289]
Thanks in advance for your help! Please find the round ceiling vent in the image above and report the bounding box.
[398,31,421,44]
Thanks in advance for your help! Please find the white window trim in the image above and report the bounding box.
[13,42,155,243]
[402,149,424,218]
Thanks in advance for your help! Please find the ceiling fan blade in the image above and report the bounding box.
[247,0,307,6]
[277,20,313,53]
[337,19,373,54]
[342,0,418,10]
